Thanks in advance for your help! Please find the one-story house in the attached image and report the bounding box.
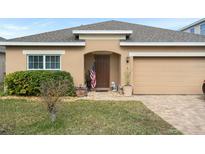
[1,20,205,94]
[0,37,6,82]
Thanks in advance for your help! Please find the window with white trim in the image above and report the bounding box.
[190,27,195,33]
[46,55,60,69]
[28,55,43,69]
[200,24,205,35]
[27,55,61,70]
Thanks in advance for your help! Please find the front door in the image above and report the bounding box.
[95,55,110,88]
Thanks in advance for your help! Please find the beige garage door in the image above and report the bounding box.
[133,58,205,94]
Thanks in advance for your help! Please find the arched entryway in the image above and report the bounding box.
[84,51,121,91]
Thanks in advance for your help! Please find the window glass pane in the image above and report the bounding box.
[34,56,38,62]
[51,56,55,62]
[45,55,60,69]
[29,63,33,69]
[39,63,43,69]
[39,56,43,62]
[34,63,38,69]
[29,56,33,62]
[51,63,55,69]
[46,56,50,62]
[56,56,60,62]
[28,55,43,69]
[46,63,51,69]
[56,63,60,69]
[201,24,205,30]
[200,24,205,35]
[190,28,195,33]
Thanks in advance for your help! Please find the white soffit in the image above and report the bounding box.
[120,42,205,46]
[0,42,85,46]
[129,51,205,57]
[23,50,65,55]
[72,30,133,35]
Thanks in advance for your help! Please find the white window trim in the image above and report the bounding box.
[27,54,62,70]
[23,50,65,55]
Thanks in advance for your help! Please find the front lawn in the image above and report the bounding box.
[0,99,182,135]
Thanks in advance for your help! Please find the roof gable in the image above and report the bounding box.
[7,20,205,42]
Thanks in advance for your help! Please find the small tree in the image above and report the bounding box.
[40,79,69,123]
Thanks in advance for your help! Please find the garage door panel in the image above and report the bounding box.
[134,87,202,94]
[133,58,205,94]
[134,84,203,87]
[135,76,205,81]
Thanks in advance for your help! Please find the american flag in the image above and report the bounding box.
[90,64,96,89]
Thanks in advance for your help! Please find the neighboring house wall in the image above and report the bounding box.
[181,21,205,35]
[0,52,5,82]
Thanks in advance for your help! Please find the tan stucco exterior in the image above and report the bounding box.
[6,40,129,87]
[84,52,120,86]
[5,39,205,94]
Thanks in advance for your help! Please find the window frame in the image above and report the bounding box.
[27,54,61,70]
[200,23,205,35]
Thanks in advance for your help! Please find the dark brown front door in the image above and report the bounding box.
[95,55,110,88]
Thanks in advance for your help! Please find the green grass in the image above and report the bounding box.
[0,82,5,96]
[0,99,182,135]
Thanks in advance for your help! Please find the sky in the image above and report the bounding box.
[0,18,200,39]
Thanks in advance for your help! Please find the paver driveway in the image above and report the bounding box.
[137,95,205,135]
[85,92,205,134]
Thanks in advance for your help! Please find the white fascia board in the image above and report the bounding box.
[129,51,205,57]
[23,50,65,55]
[120,42,205,46]
[72,30,133,35]
[0,42,85,46]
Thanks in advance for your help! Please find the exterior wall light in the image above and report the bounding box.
[126,57,130,63]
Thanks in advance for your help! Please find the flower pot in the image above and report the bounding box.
[202,80,205,94]
[76,87,87,97]
[123,85,133,96]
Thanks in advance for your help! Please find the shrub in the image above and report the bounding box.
[0,82,5,96]
[40,79,69,122]
[4,71,75,96]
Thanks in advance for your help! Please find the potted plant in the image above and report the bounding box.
[202,80,205,99]
[76,84,88,97]
[123,68,133,96]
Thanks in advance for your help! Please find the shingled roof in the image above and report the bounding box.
[7,20,205,42]
[0,37,5,41]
